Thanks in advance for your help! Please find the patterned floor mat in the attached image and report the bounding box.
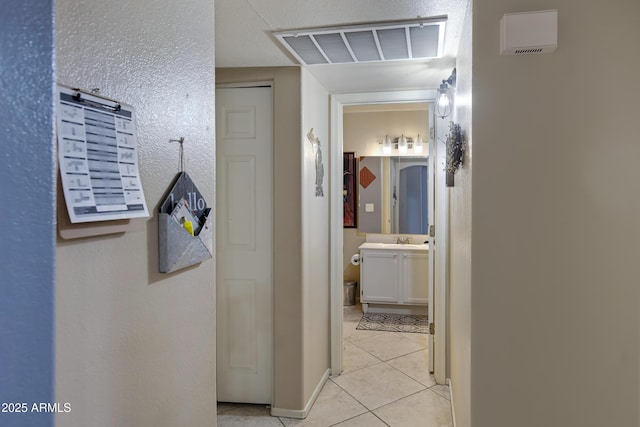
[356,312,428,334]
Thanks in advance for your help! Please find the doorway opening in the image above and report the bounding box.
[329,90,448,384]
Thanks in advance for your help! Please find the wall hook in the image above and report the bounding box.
[169,137,186,172]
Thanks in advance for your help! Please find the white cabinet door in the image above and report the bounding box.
[401,252,429,305]
[360,250,398,303]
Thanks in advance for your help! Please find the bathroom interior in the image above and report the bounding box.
[343,101,431,318]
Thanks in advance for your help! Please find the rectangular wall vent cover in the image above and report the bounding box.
[274,18,446,65]
[500,10,558,55]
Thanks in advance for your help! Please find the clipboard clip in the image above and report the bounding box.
[71,87,121,112]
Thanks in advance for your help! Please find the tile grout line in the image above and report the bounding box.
[326,377,380,423]
[217,309,448,426]
[358,327,428,359]
[326,410,390,427]
[339,309,451,425]
[339,358,386,377]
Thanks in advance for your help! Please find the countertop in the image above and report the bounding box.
[359,242,429,251]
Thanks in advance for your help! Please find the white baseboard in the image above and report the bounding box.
[270,369,330,419]
[446,378,457,427]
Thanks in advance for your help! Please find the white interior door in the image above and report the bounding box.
[430,110,449,383]
[216,85,273,404]
[428,119,436,373]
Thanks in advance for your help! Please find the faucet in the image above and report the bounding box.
[396,236,410,244]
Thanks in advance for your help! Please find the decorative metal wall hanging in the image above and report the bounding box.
[445,122,466,187]
[307,128,325,197]
[158,138,213,273]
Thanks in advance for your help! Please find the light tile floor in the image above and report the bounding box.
[217,303,453,427]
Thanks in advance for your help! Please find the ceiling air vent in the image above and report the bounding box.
[274,18,446,65]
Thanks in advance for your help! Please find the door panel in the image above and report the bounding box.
[226,279,257,371]
[225,156,256,249]
[216,86,273,404]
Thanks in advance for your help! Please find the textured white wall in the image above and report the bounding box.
[55,1,216,426]
[343,229,365,284]
[471,1,640,426]
[0,2,56,426]
[343,110,429,157]
[301,68,331,402]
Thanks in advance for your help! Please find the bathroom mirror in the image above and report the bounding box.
[358,156,428,234]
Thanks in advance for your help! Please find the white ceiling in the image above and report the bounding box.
[215,0,469,93]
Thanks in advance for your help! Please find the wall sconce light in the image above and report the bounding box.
[436,68,456,119]
[379,134,425,154]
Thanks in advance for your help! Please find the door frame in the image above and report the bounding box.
[329,90,447,383]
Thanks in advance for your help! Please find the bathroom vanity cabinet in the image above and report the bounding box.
[359,243,428,313]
